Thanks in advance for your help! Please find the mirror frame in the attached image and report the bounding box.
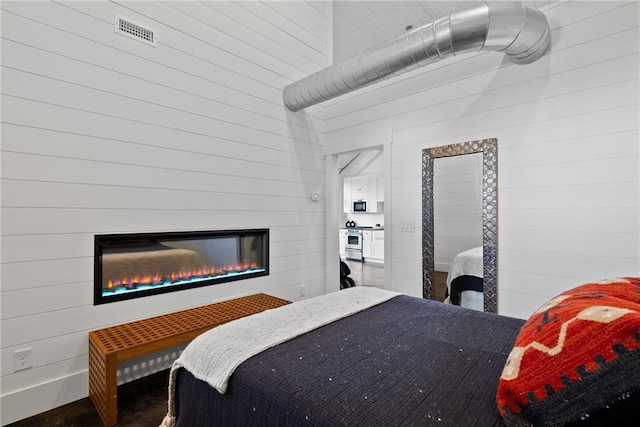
[421,138,498,313]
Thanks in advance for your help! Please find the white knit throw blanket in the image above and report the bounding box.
[160,287,400,427]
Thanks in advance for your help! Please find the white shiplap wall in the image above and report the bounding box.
[0,1,328,424]
[322,1,639,318]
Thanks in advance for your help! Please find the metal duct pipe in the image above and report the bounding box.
[283,2,551,111]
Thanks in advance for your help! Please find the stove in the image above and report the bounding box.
[345,228,364,261]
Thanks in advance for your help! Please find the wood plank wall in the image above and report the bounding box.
[322,1,639,319]
[0,1,328,423]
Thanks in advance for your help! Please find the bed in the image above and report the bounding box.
[160,279,640,427]
[446,246,484,311]
[161,287,520,426]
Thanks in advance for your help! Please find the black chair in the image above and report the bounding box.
[340,260,356,289]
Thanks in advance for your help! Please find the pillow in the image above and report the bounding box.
[496,277,640,426]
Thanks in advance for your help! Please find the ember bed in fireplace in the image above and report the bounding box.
[94,229,269,305]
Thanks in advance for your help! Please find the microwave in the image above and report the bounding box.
[353,199,367,212]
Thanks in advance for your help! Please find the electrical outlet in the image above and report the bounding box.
[299,284,306,297]
[14,348,33,371]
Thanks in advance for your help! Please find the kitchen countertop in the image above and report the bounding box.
[340,227,384,230]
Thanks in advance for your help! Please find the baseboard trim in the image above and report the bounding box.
[1,343,186,425]
[1,370,88,426]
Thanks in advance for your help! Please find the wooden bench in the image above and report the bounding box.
[88,293,290,426]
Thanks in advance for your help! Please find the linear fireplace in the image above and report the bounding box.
[94,229,269,305]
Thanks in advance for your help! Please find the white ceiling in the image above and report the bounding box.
[332,1,556,174]
[333,1,556,63]
[339,149,384,177]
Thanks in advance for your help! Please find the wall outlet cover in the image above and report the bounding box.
[14,348,33,371]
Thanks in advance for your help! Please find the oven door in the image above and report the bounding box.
[345,231,363,261]
[346,233,361,249]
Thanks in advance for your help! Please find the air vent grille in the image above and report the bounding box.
[115,16,156,47]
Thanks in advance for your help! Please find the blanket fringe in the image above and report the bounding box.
[159,414,175,427]
[158,366,178,427]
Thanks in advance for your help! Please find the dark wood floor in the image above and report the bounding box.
[343,260,448,302]
[433,270,448,302]
[6,370,170,427]
[9,273,450,427]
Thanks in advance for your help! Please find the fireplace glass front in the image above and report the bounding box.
[94,229,269,305]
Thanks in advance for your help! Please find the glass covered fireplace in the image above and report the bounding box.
[94,229,269,305]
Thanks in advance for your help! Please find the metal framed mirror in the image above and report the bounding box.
[422,138,498,313]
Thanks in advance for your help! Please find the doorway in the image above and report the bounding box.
[326,137,391,292]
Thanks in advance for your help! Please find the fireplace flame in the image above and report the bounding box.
[104,262,261,290]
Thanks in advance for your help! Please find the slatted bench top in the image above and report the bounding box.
[90,293,290,359]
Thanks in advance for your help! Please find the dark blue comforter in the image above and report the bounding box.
[174,295,523,426]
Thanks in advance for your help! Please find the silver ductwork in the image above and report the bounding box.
[283,2,551,111]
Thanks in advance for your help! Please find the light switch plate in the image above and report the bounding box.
[399,220,415,232]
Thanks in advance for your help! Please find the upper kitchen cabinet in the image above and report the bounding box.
[377,176,384,202]
[343,175,383,213]
[343,178,352,213]
[350,176,369,197]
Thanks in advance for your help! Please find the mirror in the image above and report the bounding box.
[434,153,484,291]
[422,138,498,313]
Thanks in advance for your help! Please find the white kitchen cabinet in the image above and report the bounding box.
[372,230,384,261]
[339,229,347,257]
[343,177,352,213]
[350,176,369,197]
[343,175,383,213]
[367,178,379,213]
[362,230,372,258]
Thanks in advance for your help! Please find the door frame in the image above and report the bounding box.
[324,132,392,292]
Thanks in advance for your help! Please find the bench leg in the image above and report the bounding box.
[89,339,118,426]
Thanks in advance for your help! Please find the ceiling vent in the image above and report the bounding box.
[115,15,157,47]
